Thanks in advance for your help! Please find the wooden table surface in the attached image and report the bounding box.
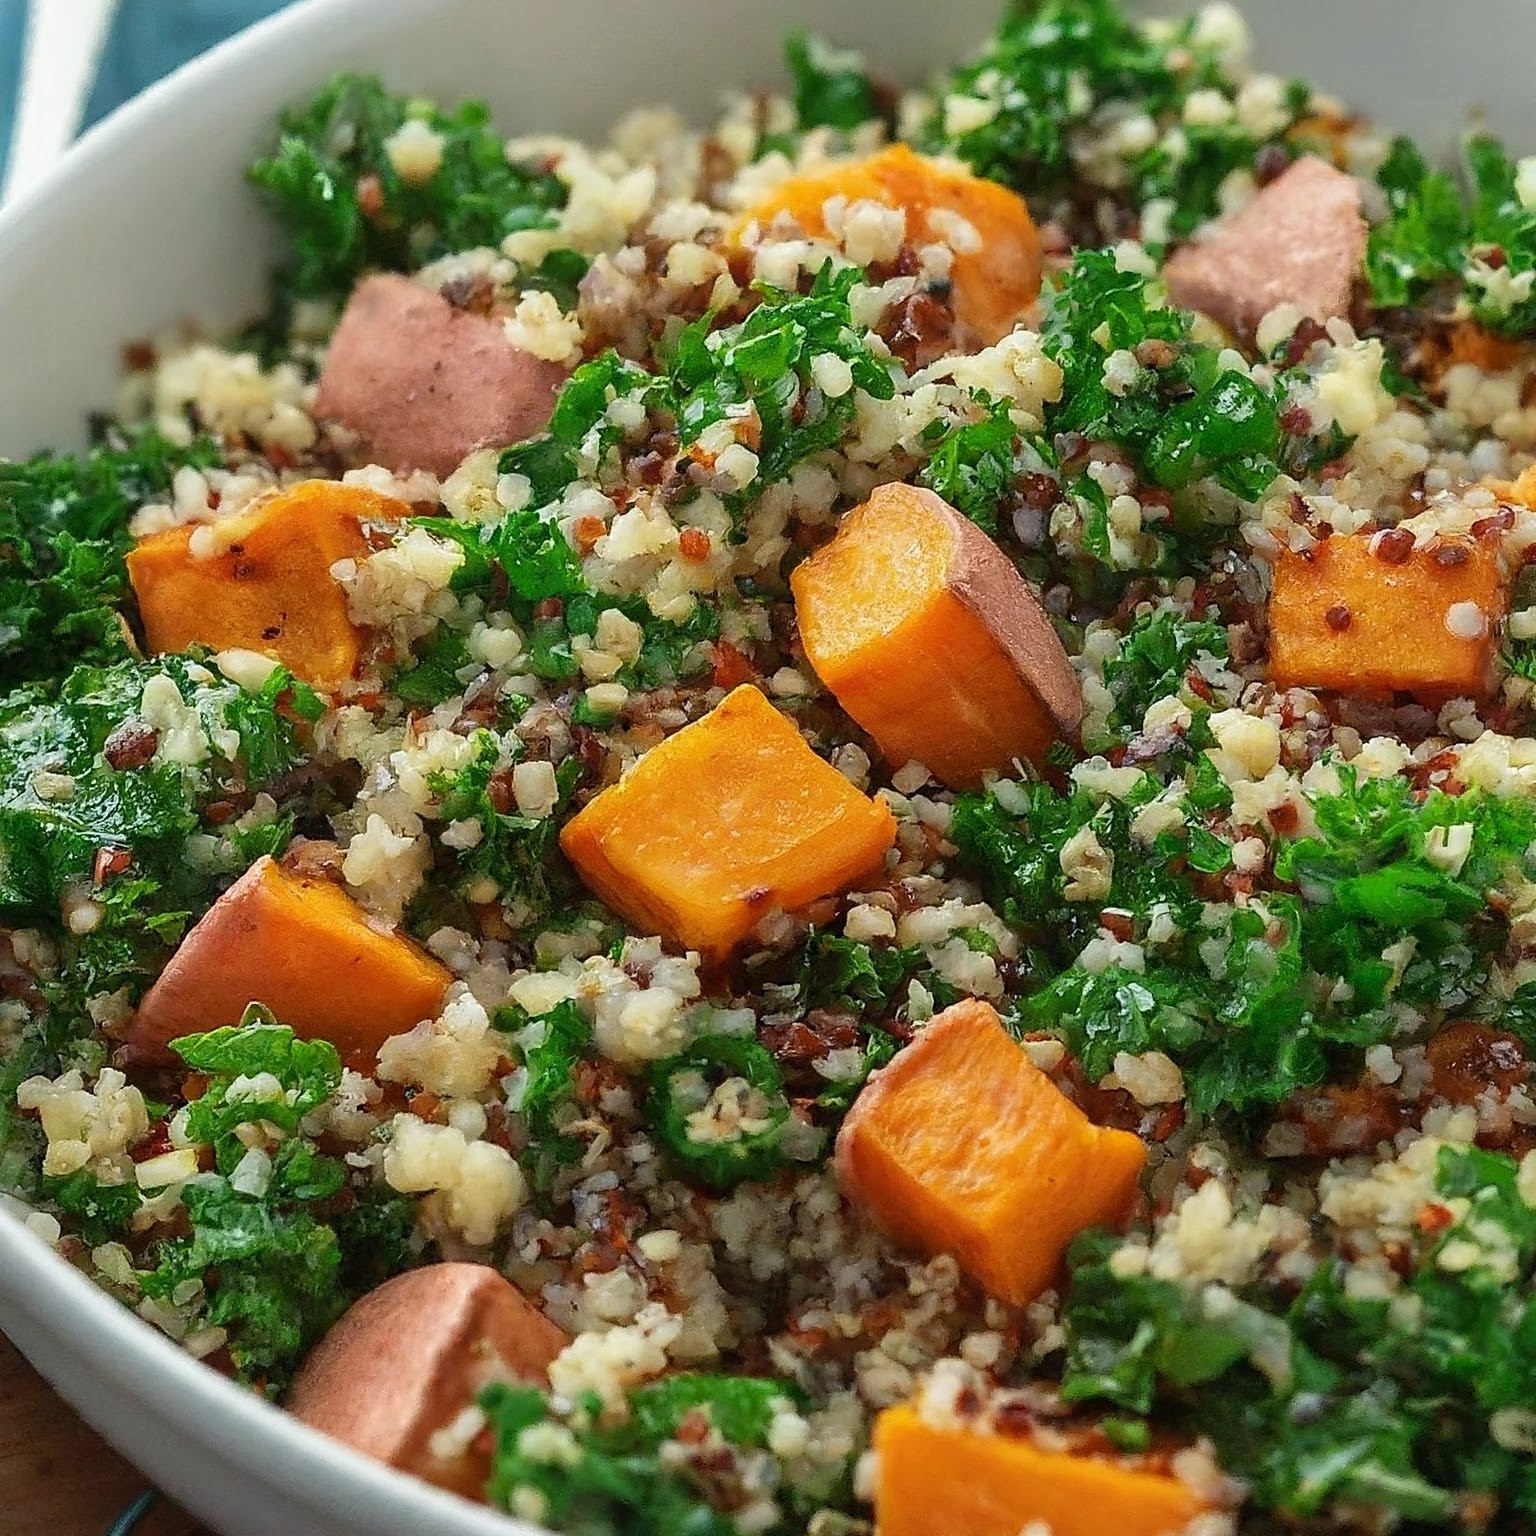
[1,1330,201,1536]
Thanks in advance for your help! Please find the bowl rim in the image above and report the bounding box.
[0,9,550,1526]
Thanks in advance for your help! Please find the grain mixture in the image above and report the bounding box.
[3,4,1536,1532]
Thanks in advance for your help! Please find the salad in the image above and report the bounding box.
[3,3,1536,1532]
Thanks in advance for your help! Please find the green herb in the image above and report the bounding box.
[797,932,922,1017]
[1061,1143,1536,1525]
[170,1010,343,1170]
[1043,251,1284,503]
[919,0,1307,242]
[482,1374,813,1534]
[1368,134,1536,337]
[783,31,880,133]
[493,263,895,536]
[646,1035,791,1191]
[136,1016,413,1391]
[248,74,569,306]
[916,394,1018,535]
[1097,609,1229,745]
[497,999,592,1184]
[0,430,220,685]
[140,1139,347,1390]
[427,729,580,913]
[954,760,1536,1117]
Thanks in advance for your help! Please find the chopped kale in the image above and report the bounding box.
[1061,1143,1536,1525]
[248,74,568,306]
[954,760,1536,1117]
[136,1017,412,1391]
[483,1378,786,1534]
[783,31,881,133]
[1097,608,1229,745]
[919,0,1307,242]
[1368,134,1536,337]
[426,729,580,913]
[497,999,592,1182]
[494,262,895,536]
[170,1010,343,1169]
[0,430,220,685]
[1043,251,1285,505]
[916,394,1018,535]
[797,931,923,1018]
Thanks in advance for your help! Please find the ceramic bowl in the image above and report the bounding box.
[1,1,1532,1531]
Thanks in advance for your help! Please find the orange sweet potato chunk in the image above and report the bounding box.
[126,479,406,691]
[1268,529,1507,702]
[560,684,896,960]
[288,1263,567,1500]
[792,483,1082,788]
[874,1404,1210,1536]
[836,999,1146,1305]
[736,144,1042,346]
[121,856,451,1071]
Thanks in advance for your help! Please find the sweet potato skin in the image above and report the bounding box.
[836,999,1146,1305]
[1162,156,1365,343]
[1268,530,1506,702]
[874,1404,1210,1536]
[792,483,1082,787]
[559,684,896,959]
[315,272,567,478]
[121,856,451,1071]
[287,1263,567,1500]
[736,144,1042,346]
[127,479,403,691]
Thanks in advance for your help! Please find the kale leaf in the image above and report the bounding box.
[919,0,1307,242]
[916,394,1018,535]
[1097,608,1229,745]
[1061,1143,1536,1525]
[783,31,880,133]
[248,74,569,306]
[0,430,220,686]
[1368,133,1536,338]
[482,1372,818,1533]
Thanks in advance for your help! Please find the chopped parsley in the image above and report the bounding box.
[1095,608,1230,747]
[916,394,1018,536]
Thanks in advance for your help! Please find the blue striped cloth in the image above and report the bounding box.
[0,0,290,187]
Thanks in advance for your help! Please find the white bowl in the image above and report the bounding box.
[1,1,1534,1531]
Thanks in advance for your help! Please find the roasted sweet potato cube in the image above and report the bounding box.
[874,1404,1211,1536]
[127,479,404,691]
[121,856,451,1071]
[791,483,1082,788]
[736,144,1042,347]
[836,1000,1146,1305]
[1267,530,1507,702]
[288,1264,567,1501]
[559,684,896,960]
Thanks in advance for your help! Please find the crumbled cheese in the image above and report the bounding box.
[383,1114,527,1246]
[1059,824,1114,903]
[378,989,503,1098]
[383,118,446,184]
[16,1068,149,1179]
[140,673,209,765]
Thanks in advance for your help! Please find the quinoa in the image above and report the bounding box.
[4,4,1536,1534]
